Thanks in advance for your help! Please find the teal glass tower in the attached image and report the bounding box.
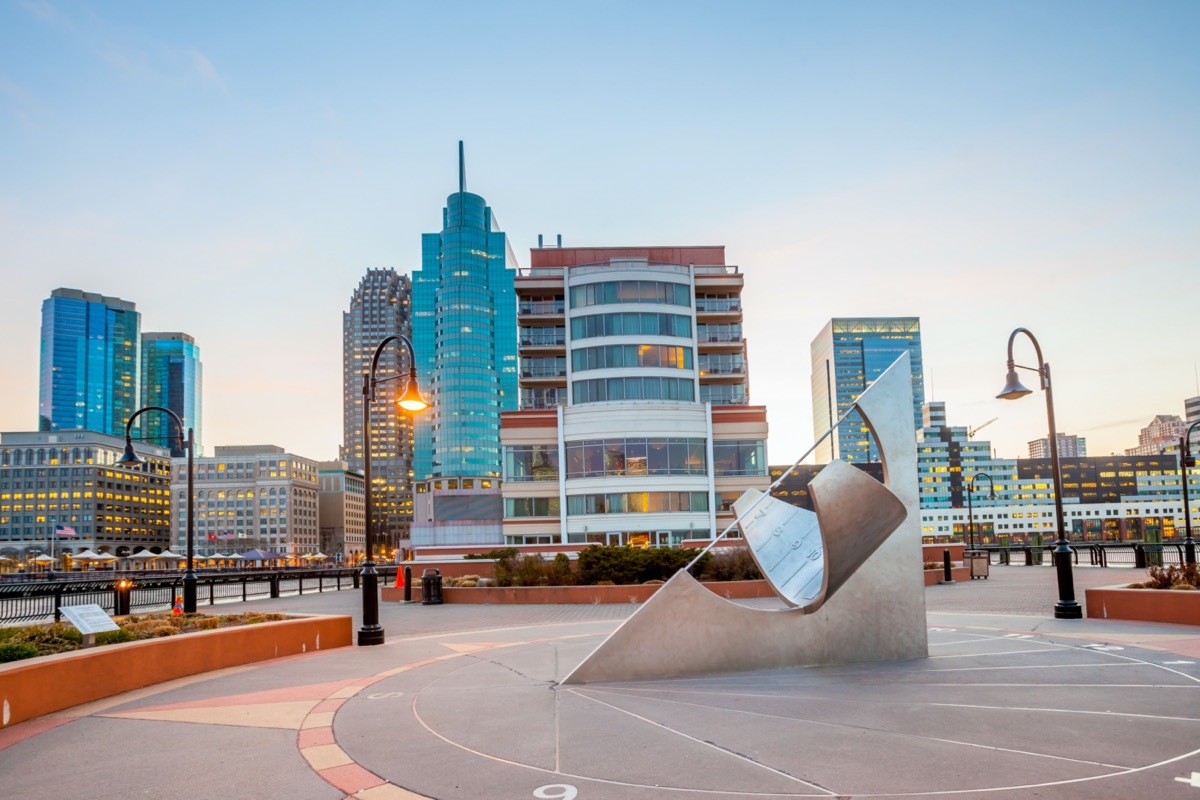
[810,317,924,463]
[39,288,141,437]
[413,143,519,483]
[141,332,203,457]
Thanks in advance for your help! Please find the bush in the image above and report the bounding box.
[464,548,518,561]
[1143,563,1200,590]
[576,545,706,586]
[95,629,134,645]
[697,548,761,582]
[0,642,39,663]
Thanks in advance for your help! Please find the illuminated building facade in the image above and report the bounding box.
[140,332,203,458]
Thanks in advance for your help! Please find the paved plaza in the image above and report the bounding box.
[2,565,1199,799]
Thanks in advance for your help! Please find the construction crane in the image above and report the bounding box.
[968,417,998,439]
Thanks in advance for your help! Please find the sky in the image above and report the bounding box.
[1,0,1198,464]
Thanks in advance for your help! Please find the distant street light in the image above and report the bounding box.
[117,406,196,612]
[1180,422,1199,566]
[996,327,1081,619]
[358,334,428,646]
[967,472,995,551]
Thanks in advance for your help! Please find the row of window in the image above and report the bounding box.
[571,313,691,341]
[504,491,711,518]
[572,377,695,404]
[569,281,690,309]
[505,439,768,481]
[572,345,692,372]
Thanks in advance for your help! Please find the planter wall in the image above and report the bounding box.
[0,614,352,730]
[924,566,971,586]
[383,579,776,605]
[1085,586,1200,626]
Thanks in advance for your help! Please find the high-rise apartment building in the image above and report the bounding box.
[1184,396,1200,426]
[410,144,518,546]
[1028,434,1086,459]
[39,289,141,437]
[1126,415,1187,457]
[810,317,924,463]
[0,430,172,561]
[141,332,202,457]
[498,245,770,547]
[342,269,415,549]
[171,445,319,560]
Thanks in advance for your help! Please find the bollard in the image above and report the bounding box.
[1134,544,1146,569]
[941,549,954,584]
[114,578,133,616]
[403,565,413,603]
[269,574,280,599]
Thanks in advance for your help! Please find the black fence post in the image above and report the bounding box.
[942,549,954,583]
[269,574,280,599]
[403,565,412,603]
[1134,544,1146,569]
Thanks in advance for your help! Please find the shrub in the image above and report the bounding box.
[547,553,576,586]
[1144,563,1200,590]
[0,643,39,663]
[697,548,761,582]
[576,545,705,586]
[95,629,134,645]
[464,548,518,561]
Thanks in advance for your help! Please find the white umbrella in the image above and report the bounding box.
[310,552,329,560]
[71,549,102,560]
[33,554,56,563]
[227,553,245,561]
[128,550,161,560]
[95,553,119,562]
[157,550,184,560]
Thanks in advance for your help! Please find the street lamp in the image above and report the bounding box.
[1180,421,1199,566]
[966,472,995,551]
[117,406,196,613]
[996,327,1081,619]
[359,334,428,646]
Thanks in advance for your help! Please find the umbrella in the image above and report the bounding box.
[239,548,284,561]
[33,554,56,563]
[71,549,101,560]
[157,550,185,560]
[227,553,245,561]
[310,552,329,561]
[95,553,119,562]
[128,550,161,560]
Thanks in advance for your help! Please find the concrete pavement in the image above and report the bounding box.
[2,565,1199,799]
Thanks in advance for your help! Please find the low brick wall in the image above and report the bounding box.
[383,579,776,605]
[0,614,352,729]
[924,566,971,586]
[1085,585,1200,625]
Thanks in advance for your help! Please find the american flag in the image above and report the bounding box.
[55,525,78,538]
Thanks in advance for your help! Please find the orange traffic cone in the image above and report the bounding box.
[394,567,405,589]
[171,595,183,616]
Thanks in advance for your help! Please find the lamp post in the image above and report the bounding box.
[1180,421,1199,566]
[117,406,196,612]
[996,327,1081,619]
[966,472,995,551]
[358,334,428,646]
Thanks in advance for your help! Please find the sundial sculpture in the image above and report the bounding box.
[562,353,927,685]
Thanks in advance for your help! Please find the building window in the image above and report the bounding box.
[566,438,706,478]
[566,491,709,515]
[572,345,693,372]
[570,313,691,341]
[504,497,561,518]
[569,281,691,309]
[713,440,767,476]
[572,377,695,404]
[505,446,560,482]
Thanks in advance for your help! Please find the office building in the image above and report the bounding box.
[498,245,770,547]
[318,460,365,564]
[39,288,140,437]
[1027,434,1086,459]
[140,332,202,457]
[410,143,519,546]
[1185,396,1200,426]
[172,445,319,560]
[342,269,415,549]
[1126,415,1187,456]
[810,317,924,463]
[0,430,172,562]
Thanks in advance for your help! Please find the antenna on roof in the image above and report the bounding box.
[458,141,465,193]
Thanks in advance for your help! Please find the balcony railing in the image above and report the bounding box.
[521,367,567,378]
[519,301,565,316]
[520,331,566,347]
[696,299,742,313]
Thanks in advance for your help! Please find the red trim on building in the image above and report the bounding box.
[530,246,726,269]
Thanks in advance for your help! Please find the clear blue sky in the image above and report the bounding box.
[2,0,1198,462]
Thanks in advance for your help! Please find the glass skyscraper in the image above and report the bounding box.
[342,268,415,547]
[39,288,141,437]
[412,143,519,481]
[810,317,924,463]
[141,332,202,457]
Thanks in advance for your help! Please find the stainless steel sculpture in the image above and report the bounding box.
[561,352,926,685]
[735,459,906,612]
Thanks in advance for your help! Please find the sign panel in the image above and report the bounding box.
[60,604,120,635]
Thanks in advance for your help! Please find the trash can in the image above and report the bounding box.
[421,568,443,605]
[966,551,989,580]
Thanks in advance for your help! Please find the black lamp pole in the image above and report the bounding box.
[117,406,196,613]
[1181,422,1199,566]
[997,327,1081,619]
[359,334,428,646]
[967,472,995,551]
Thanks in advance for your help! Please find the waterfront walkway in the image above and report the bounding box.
[2,565,1199,799]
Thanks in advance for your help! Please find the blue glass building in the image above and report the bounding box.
[141,332,203,457]
[39,288,141,437]
[412,143,519,482]
[810,317,924,463]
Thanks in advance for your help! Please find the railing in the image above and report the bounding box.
[0,567,398,625]
[520,333,566,347]
[977,542,1189,568]
[696,300,741,313]
[519,301,565,315]
[521,367,567,378]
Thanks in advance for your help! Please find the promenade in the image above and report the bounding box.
[2,565,1198,799]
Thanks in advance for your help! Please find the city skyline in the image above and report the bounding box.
[2,2,1197,464]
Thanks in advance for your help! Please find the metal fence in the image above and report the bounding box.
[978,542,1190,569]
[0,567,398,625]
